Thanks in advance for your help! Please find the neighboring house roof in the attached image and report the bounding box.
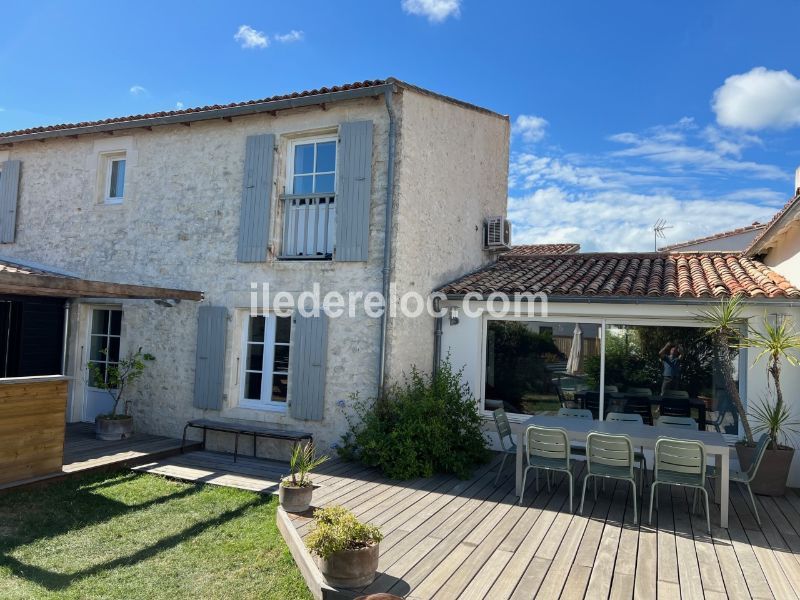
[438,252,800,299]
[0,77,506,145]
[505,243,580,256]
[659,222,765,252]
[745,192,800,256]
[0,258,71,278]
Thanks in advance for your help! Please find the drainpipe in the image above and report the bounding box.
[377,87,397,394]
[433,296,443,375]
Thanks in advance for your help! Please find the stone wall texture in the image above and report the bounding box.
[1,87,509,457]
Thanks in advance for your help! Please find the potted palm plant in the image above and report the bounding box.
[305,505,383,588]
[697,295,754,442]
[279,442,328,512]
[739,315,800,495]
[88,348,155,441]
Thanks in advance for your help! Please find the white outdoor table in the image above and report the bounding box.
[514,415,731,528]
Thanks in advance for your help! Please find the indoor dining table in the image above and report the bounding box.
[515,414,731,527]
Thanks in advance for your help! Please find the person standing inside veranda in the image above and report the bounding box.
[659,342,682,394]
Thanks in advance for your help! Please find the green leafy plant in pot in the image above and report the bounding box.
[88,347,154,441]
[739,315,800,496]
[305,505,383,588]
[279,442,328,513]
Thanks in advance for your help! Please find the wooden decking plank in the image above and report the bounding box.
[361,468,509,595]
[669,485,704,600]
[584,480,631,597]
[509,557,551,600]
[683,488,727,598]
[654,479,679,587]
[458,548,514,600]
[434,470,567,599]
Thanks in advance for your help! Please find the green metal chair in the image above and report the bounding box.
[656,415,696,429]
[706,433,771,526]
[649,437,711,534]
[606,412,647,490]
[520,425,574,510]
[557,408,592,457]
[492,408,517,485]
[580,432,638,524]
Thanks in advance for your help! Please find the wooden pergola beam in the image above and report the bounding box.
[0,271,203,301]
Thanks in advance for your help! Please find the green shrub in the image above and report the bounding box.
[305,506,383,559]
[338,359,491,480]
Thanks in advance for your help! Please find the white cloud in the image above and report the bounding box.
[506,116,788,252]
[401,0,461,22]
[274,30,304,43]
[234,24,269,49]
[712,67,800,130]
[512,114,549,144]
[508,186,777,252]
[608,119,784,179]
[129,85,147,96]
[176,101,184,109]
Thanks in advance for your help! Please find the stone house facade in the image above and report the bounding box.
[0,78,509,455]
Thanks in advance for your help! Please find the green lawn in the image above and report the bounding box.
[0,472,312,600]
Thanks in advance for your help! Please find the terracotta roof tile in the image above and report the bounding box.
[438,252,800,299]
[0,80,388,140]
[504,243,580,256]
[659,222,765,251]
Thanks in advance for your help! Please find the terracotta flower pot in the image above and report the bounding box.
[736,443,795,496]
[95,415,133,441]
[316,542,379,589]
[279,481,314,513]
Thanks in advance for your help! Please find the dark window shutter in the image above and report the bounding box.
[289,311,328,421]
[237,134,275,262]
[335,121,373,262]
[193,306,227,409]
[0,160,21,243]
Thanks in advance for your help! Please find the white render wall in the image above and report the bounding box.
[0,88,510,457]
[441,299,800,487]
[386,88,509,381]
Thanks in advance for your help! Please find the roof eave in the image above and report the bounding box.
[0,83,397,145]
[440,293,800,306]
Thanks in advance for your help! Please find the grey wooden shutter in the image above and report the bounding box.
[193,306,227,409]
[237,134,275,262]
[336,121,373,262]
[0,160,21,243]
[289,311,329,421]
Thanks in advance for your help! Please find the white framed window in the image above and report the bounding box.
[282,136,337,259]
[88,308,122,387]
[239,313,292,410]
[103,153,126,204]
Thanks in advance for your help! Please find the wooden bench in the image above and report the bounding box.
[181,419,313,462]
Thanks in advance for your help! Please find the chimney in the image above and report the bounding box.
[796,166,800,196]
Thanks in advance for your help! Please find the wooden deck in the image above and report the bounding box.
[274,453,800,600]
[57,445,800,599]
[0,422,197,491]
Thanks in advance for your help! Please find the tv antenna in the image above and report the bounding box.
[653,218,673,251]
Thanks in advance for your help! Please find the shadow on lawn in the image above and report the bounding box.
[0,475,204,554]
[0,488,265,591]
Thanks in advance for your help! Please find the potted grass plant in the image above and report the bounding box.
[305,505,383,588]
[738,315,800,495]
[279,442,328,512]
[88,348,154,441]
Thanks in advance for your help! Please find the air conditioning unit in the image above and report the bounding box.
[484,216,511,250]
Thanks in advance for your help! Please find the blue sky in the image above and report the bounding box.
[3,0,800,251]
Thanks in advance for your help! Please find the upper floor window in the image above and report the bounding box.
[291,139,337,195]
[102,153,126,204]
[282,137,337,259]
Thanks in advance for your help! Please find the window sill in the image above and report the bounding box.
[238,401,288,413]
[103,198,124,206]
[277,255,333,262]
